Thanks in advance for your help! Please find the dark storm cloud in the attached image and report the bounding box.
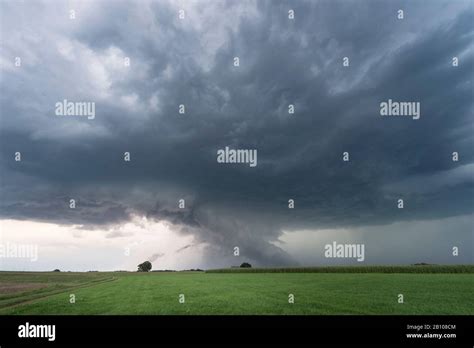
[0,0,472,266]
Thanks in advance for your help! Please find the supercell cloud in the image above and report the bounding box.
[0,0,473,269]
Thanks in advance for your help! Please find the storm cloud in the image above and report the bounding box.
[0,0,472,268]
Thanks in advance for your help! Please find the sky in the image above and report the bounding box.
[0,0,473,271]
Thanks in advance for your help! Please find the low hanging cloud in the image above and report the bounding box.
[0,0,473,267]
[175,244,195,253]
[147,252,165,263]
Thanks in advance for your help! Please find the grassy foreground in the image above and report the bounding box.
[0,269,473,315]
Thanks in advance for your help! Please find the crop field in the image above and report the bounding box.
[206,265,474,273]
[0,267,473,315]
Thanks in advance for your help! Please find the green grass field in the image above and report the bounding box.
[1,267,473,315]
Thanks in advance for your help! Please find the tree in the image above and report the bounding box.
[137,261,152,272]
[240,262,251,268]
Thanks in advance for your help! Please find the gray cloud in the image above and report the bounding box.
[175,244,194,253]
[147,252,165,263]
[0,0,472,267]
